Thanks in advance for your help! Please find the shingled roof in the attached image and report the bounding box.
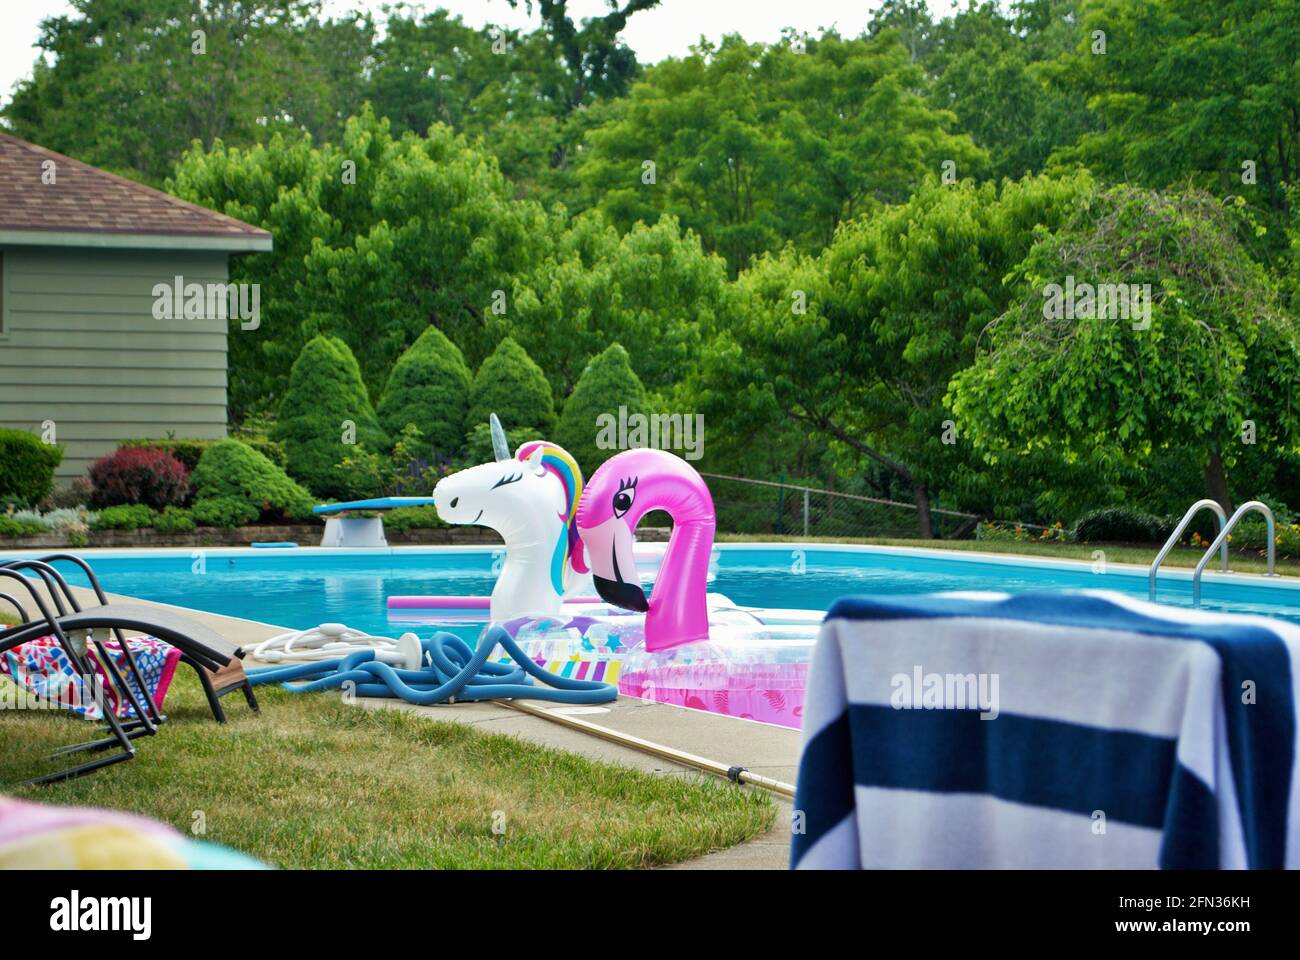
[0,133,271,252]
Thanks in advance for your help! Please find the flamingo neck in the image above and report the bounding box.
[645,516,715,650]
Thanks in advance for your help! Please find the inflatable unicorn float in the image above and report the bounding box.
[387,415,819,728]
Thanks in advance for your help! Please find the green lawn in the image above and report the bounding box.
[0,660,774,869]
[717,533,1300,578]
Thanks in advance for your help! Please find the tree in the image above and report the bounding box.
[578,31,984,272]
[466,337,557,440]
[170,107,392,418]
[1052,0,1298,228]
[507,213,723,399]
[298,122,549,382]
[686,173,1091,537]
[274,335,386,499]
[950,186,1300,513]
[554,343,649,474]
[924,1,1092,181]
[377,326,474,462]
[3,0,372,185]
[172,108,548,415]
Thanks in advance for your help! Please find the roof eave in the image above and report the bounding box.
[0,228,273,253]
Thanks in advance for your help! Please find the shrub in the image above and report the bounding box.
[1072,507,1167,544]
[191,439,315,523]
[377,326,473,461]
[465,337,556,441]
[42,477,92,510]
[274,336,386,499]
[120,436,288,471]
[88,446,190,509]
[339,423,441,497]
[191,497,260,528]
[554,343,648,474]
[0,428,63,504]
[384,505,447,532]
[0,515,45,537]
[154,506,196,533]
[92,504,160,531]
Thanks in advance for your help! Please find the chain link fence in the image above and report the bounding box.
[701,473,982,540]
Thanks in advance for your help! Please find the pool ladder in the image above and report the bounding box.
[1148,499,1276,604]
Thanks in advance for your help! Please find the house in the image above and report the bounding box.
[0,133,271,482]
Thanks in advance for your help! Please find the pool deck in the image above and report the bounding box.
[24,577,798,870]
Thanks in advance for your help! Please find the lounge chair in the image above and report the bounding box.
[0,555,258,785]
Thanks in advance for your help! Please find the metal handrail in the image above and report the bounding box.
[1192,501,1276,605]
[1149,499,1227,600]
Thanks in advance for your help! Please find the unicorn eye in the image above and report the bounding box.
[492,472,523,490]
[612,477,637,518]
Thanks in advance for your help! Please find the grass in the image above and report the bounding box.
[0,659,774,869]
[716,533,1300,578]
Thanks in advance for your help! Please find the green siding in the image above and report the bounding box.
[0,247,230,481]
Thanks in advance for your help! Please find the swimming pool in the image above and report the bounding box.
[6,543,1300,634]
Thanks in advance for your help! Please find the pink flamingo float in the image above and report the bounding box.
[577,447,716,651]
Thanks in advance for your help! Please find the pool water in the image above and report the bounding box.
[10,545,1300,635]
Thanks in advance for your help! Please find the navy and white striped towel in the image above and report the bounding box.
[792,590,1300,869]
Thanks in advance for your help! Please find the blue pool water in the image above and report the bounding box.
[6,545,1300,635]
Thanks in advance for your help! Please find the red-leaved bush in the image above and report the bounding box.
[88,447,191,509]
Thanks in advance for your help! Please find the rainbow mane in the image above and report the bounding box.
[516,440,586,591]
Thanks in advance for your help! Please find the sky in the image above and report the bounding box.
[0,1,963,107]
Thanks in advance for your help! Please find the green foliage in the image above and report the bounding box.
[376,327,473,461]
[0,515,46,538]
[466,337,556,441]
[0,429,64,505]
[120,436,287,471]
[383,506,447,532]
[578,31,984,271]
[91,504,160,531]
[154,506,197,534]
[339,424,442,497]
[554,343,649,474]
[191,440,315,524]
[1054,0,1298,235]
[191,497,261,528]
[950,186,1300,508]
[295,121,549,382]
[509,214,724,398]
[1072,508,1170,545]
[275,336,386,499]
[2,0,374,186]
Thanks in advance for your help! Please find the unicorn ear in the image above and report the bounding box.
[489,413,510,462]
[523,444,546,474]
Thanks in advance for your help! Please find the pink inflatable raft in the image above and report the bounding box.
[388,422,822,729]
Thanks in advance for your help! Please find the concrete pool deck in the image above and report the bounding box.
[18,576,799,869]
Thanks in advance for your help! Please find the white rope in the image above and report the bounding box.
[250,622,423,669]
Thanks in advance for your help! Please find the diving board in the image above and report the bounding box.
[313,497,436,547]
[312,497,436,516]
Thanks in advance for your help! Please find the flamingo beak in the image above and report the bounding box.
[580,516,648,612]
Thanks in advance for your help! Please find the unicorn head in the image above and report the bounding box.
[433,415,585,621]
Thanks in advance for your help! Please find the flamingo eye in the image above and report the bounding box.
[612,477,637,518]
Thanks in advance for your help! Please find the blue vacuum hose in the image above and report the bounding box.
[245,624,616,706]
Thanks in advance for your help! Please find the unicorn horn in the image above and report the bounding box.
[489,413,511,462]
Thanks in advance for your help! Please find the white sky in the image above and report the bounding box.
[0,1,963,109]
